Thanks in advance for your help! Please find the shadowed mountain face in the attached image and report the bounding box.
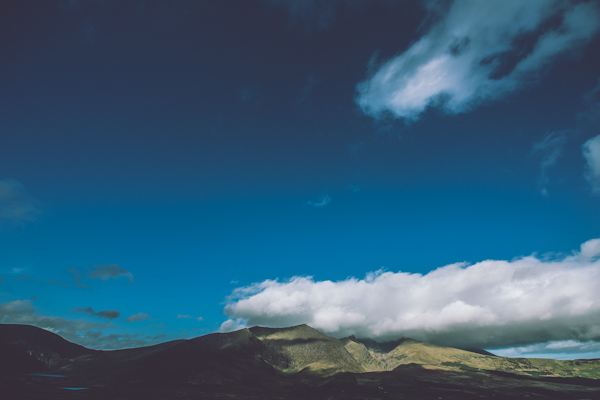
[0,324,97,375]
[2,323,600,399]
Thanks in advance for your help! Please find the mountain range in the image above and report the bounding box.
[1,323,600,399]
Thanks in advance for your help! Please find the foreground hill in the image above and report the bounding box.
[0,324,97,375]
[1,323,600,399]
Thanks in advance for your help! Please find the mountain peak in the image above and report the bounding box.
[249,324,328,341]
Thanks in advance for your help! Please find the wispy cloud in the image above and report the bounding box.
[356,0,600,121]
[306,194,332,208]
[583,135,600,193]
[0,300,105,335]
[532,131,568,196]
[126,312,151,323]
[71,307,121,320]
[578,78,600,127]
[495,339,600,359]
[239,85,263,105]
[47,264,134,289]
[222,238,600,353]
[297,74,320,103]
[0,298,136,349]
[176,314,203,322]
[88,264,134,284]
[0,178,42,225]
[268,0,371,34]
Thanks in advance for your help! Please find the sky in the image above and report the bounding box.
[1,0,600,360]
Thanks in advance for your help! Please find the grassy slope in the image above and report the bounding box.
[342,336,600,378]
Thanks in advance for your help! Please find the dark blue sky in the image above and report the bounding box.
[1,0,600,358]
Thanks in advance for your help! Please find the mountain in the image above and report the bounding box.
[0,324,97,375]
[343,335,600,379]
[250,324,364,374]
[2,323,600,399]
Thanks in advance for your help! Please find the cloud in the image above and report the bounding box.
[176,314,203,322]
[147,333,167,340]
[356,0,600,121]
[494,339,600,359]
[15,274,38,282]
[126,312,151,323]
[268,0,371,34]
[306,194,332,208]
[0,299,164,349]
[532,131,568,196]
[0,299,105,340]
[46,265,133,289]
[297,75,320,103]
[222,238,600,352]
[579,79,600,126]
[88,264,134,284]
[239,85,263,104]
[583,135,600,193]
[71,307,121,320]
[0,178,42,225]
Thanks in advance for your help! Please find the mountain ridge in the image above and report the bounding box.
[2,323,600,399]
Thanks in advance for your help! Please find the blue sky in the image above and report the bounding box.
[1,0,600,358]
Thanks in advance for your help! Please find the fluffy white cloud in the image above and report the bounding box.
[222,238,600,351]
[356,0,600,121]
[583,135,600,193]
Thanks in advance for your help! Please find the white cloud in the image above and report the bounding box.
[532,131,568,196]
[0,178,42,225]
[176,314,203,321]
[580,238,600,261]
[583,135,600,193]
[222,238,600,352]
[494,340,600,359]
[306,194,331,208]
[356,0,600,121]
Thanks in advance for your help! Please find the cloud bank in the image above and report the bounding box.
[583,135,600,193]
[0,299,162,349]
[222,238,600,352]
[356,0,600,121]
